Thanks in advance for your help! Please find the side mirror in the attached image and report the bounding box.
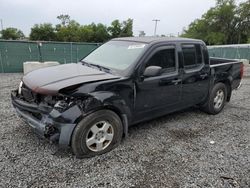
[143,66,162,77]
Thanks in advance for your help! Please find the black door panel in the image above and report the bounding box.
[181,44,210,105]
[133,45,182,121]
[136,74,181,111]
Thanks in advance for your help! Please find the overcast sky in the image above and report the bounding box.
[0,0,245,37]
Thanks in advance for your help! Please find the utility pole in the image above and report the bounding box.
[152,19,160,36]
[0,19,3,31]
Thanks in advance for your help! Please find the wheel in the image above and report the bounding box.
[201,82,227,115]
[71,110,123,158]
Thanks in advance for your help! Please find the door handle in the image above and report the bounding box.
[200,73,208,79]
[171,79,182,85]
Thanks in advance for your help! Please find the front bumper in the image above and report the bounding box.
[11,90,82,147]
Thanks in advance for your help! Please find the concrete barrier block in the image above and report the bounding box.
[238,60,250,77]
[236,59,249,66]
[23,61,60,74]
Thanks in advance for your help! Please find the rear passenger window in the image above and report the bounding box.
[182,44,203,69]
[146,48,176,74]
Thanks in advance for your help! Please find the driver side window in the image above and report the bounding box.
[145,48,176,74]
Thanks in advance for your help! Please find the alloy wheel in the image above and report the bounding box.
[85,121,114,152]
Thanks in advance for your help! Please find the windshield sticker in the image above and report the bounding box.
[128,44,145,49]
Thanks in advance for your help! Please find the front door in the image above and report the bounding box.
[134,45,182,122]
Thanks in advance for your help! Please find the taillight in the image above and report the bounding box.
[240,63,244,79]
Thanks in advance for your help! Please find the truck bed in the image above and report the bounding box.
[210,57,242,90]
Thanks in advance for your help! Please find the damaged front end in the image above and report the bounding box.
[11,83,87,147]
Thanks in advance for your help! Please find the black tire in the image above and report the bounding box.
[201,82,227,115]
[71,110,123,158]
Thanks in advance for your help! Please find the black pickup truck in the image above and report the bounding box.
[11,37,243,158]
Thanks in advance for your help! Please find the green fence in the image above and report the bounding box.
[0,40,100,73]
[208,44,250,60]
[1,40,249,73]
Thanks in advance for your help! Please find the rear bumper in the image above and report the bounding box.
[11,90,81,147]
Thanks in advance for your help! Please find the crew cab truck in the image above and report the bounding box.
[11,37,243,158]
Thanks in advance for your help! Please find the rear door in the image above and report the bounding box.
[180,43,210,105]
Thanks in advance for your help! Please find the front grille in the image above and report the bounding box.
[19,84,61,110]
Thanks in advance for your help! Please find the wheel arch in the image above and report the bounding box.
[72,94,130,143]
[215,78,232,102]
[88,105,129,138]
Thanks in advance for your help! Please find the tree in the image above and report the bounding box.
[1,27,25,40]
[91,23,110,42]
[79,23,110,42]
[56,20,81,42]
[182,0,250,45]
[120,18,133,37]
[236,1,250,43]
[57,14,70,27]
[79,25,95,42]
[29,23,56,41]
[28,16,134,42]
[108,20,122,38]
[108,18,133,38]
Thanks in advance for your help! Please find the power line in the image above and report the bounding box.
[152,19,160,36]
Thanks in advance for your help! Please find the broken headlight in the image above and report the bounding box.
[53,97,76,112]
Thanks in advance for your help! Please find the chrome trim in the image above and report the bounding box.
[210,61,241,68]
[236,82,242,90]
[18,81,23,95]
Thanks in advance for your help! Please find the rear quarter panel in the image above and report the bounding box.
[211,62,242,90]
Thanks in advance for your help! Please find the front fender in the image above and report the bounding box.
[82,91,132,121]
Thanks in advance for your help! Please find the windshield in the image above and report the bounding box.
[83,40,147,71]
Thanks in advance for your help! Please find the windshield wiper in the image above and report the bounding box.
[81,60,111,73]
[90,64,111,73]
[81,60,91,67]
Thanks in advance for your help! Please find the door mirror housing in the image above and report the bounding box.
[143,66,162,77]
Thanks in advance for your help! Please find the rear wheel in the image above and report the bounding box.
[201,83,227,115]
[71,110,123,158]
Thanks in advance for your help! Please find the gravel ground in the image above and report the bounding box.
[0,66,249,188]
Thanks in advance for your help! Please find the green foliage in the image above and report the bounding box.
[56,21,110,42]
[91,23,110,42]
[56,20,81,42]
[28,16,133,42]
[57,14,70,27]
[30,23,56,41]
[108,19,133,38]
[108,20,122,38]
[120,19,133,37]
[1,27,25,40]
[236,1,250,43]
[182,0,250,45]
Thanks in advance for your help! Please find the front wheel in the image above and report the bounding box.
[201,83,227,115]
[71,110,123,158]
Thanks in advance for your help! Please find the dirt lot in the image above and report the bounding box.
[0,66,249,188]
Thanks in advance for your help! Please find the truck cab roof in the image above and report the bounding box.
[112,36,203,44]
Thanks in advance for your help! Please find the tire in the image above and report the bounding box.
[71,110,123,158]
[201,82,227,115]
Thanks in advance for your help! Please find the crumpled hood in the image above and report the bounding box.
[22,63,120,95]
